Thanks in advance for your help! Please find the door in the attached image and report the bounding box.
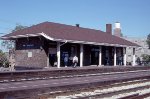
[91,48,99,65]
[49,54,56,66]
[49,48,57,67]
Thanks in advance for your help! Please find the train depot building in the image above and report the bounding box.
[1,22,139,69]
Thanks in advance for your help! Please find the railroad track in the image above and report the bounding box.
[36,78,150,99]
[1,72,150,99]
[0,66,150,83]
[1,67,150,99]
[0,69,150,83]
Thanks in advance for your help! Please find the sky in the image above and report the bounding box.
[0,0,150,38]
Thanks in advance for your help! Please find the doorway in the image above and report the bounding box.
[91,47,99,65]
[48,48,57,67]
[49,54,56,66]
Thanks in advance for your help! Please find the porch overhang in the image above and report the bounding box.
[39,32,138,48]
[1,32,138,48]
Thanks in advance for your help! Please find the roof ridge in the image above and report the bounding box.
[42,21,104,33]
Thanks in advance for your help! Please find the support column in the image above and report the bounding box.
[80,44,83,67]
[99,46,102,66]
[114,47,116,66]
[123,47,127,66]
[47,53,49,67]
[57,42,60,68]
[132,48,136,66]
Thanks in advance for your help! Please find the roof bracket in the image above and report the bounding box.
[60,40,68,47]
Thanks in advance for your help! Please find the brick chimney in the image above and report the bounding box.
[114,22,122,37]
[106,24,112,35]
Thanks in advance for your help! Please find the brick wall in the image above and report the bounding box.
[15,37,48,69]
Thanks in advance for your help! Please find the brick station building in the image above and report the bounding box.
[1,22,139,69]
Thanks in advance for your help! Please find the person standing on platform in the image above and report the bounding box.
[64,55,68,67]
[73,55,78,68]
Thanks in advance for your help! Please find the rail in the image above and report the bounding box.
[0,66,150,83]
[1,73,150,99]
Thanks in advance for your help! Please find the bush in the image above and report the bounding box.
[141,54,150,62]
[141,54,150,66]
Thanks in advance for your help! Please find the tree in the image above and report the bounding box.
[0,25,27,67]
[0,50,9,67]
[12,24,28,32]
[141,54,150,66]
[1,40,15,50]
[141,54,150,61]
[146,34,150,49]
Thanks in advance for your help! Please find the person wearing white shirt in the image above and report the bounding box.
[73,55,78,67]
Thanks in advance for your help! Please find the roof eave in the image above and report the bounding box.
[41,32,138,48]
[1,32,139,48]
[0,33,41,40]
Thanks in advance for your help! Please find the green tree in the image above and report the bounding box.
[12,24,28,32]
[141,54,150,62]
[146,34,150,49]
[141,54,150,66]
[0,50,9,67]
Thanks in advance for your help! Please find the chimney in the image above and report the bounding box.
[106,24,112,35]
[76,24,80,27]
[114,22,122,37]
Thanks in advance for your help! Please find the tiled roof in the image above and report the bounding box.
[2,22,139,47]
